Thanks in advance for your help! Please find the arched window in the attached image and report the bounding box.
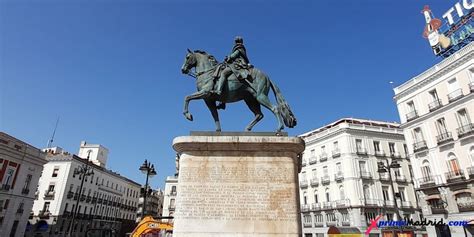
[421,160,432,180]
[339,185,345,200]
[325,188,330,202]
[446,153,461,176]
[303,191,307,205]
[314,190,318,203]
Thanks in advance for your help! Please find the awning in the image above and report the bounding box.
[453,189,473,196]
[328,226,361,234]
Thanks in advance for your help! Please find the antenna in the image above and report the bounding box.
[47,116,60,148]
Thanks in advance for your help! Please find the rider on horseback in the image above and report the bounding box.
[214,36,251,96]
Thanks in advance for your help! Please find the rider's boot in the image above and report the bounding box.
[214,76,226,96]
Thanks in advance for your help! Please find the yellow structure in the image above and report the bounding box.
[130,216,173,237]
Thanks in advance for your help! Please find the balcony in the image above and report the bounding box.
[314,220,324,227]
[327,220,337,226]
[468,167,474,178]
[97,198,103,204]
[360,172,372,180]
[332,149,341,158]
[445,170,465,182]
[436,132,454,145]
[16,208,24,214]
[428,99,442,112]
[374,150,385,157]
[44,190,55,200]
[38,210,51,219]
[86,195,92,203]
[319,153,328,162]
[66,191,74,199]
[385,200,396,207]
[63,210,71,217]
[80,194,86,202]
[335,199,350,207]
[302,159,307,167]
[431,206,447,214]
[21,188,30,195]
[300,180,308,188]
[303,220,312,228]
[413,140,428,153]
[356,148,367,155]
[406,110,418,122]
[364,199,381,207]
[310,178,319,187]
[322,202,333,209]
[168,205,176,211]
[92,197,97,203]
[389,152,401,159]
[448,89,463,102]
[457,123,474,138]
[308,156,317,165]
[334,172,344,182]
[171,191,177,196]
[401,201,413,208]
[417,175,438,188]
[470,82,474,92]
[0,184,11,191]
[342,220,351,226]
[301,204,310,212]
[311,203,321,211]
[379,173,390,181]
[458,201,474,212]
[321,176,330,185]
[395,175,407,183]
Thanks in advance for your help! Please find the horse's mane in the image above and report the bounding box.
[194,50,219,66]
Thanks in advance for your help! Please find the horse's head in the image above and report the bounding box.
[181,49,196,74]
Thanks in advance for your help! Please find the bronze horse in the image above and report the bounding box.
[180,49,296,132]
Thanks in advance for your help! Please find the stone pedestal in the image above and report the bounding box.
[172,132,305,237]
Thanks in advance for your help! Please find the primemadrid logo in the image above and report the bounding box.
[365,214,468,235]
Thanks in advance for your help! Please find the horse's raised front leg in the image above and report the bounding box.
[244,97,263,131]
[204,99,221,132]
[183,90,210,121]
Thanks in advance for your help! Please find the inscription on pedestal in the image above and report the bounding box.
[176,165,297,222]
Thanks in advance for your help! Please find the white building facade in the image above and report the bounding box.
[394,42,474,236]
[161,176,177,223]
[27,141,141,237]
[299,118,424,237]
[0,132,47,237]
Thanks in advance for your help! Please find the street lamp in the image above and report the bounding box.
[378,160,403,236]
[67,150,94,237]
[139,159,157,219]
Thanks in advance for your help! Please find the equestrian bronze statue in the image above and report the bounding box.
[180,37,296,132]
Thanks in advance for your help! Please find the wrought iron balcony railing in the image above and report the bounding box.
[436,132,453,145]
[448,89,463,102]
[332,149,341,158]
[457,123,474,138]
[428,99,442,112]
[406,110,418,121]
[445,170,465,181]
[413,140,428,152]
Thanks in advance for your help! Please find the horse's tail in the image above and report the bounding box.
[268,79,297,128]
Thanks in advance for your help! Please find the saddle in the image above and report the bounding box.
[212,63,253,83]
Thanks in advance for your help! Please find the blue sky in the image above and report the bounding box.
[0,0,456,188]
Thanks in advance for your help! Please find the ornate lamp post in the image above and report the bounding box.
[378,160,402,236]
[67,150,94,237]
[139,159,157,219]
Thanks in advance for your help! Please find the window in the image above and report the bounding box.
[314,190,318,203]
[363,184,372,199]
[303,192,307,205]
[339,186,345,200]
[407,101,416,112]
[43,202,50,212]
[382,186,390,201]
[325,188,330,202]
[389,143,396,154]
[23,174,32,190]
[365,212,378,225]
[310,149,315,157]
[356,139,363,151]
[399,187,406,201]
[3,168,15,186]
[48,184,55,193]
[447,153,461,175]
[333,141,339,150]
[311,169,317,178]
[323,166,328,177]
[429,89,439,101]
[65,203,69,212]
[448,78,460,93]
[373,141,380,152]
[359,161,367,173]
[413,127,424,142]
[436,118,448,135]
[421,160,432,179]
[171,186,177,194]
[457,109,471,126]
[52,167,59,177]
[301,171,307,181]
[403,144,409,156]
[336,163,342,173]
[69,184,74,192]
[321,146,326,154]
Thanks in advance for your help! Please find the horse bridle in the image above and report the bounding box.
[185,52,222,78]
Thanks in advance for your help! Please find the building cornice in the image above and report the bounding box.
[394,42,474,100]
